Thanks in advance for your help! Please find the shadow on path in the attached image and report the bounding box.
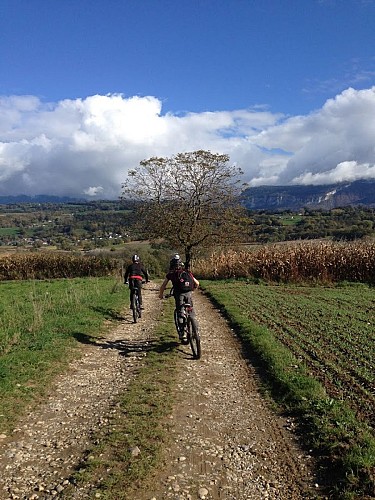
[73,331,180,358]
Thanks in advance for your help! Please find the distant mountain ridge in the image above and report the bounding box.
[0,194,85,205]
[241,180,375,211]
[1,179,374,211]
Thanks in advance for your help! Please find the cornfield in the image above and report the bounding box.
[0,252,120,281]
[194,240,375,284]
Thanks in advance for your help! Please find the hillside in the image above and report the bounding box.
[2,179,375,212]
[242,179,375,211]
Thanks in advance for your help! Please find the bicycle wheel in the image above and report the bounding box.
[137,294,142,319]
[174,308,179,334]
[131,293,138,323]
[187,316,201,359]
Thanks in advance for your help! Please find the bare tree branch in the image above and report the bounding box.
[121,150,247,268]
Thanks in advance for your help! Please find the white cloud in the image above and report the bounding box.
[0,87,375,198]
[83,186,104,197]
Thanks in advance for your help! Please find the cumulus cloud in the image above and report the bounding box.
[0,88,374,198]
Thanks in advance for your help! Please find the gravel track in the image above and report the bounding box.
[136,291,316,500]
[0,285,317,499]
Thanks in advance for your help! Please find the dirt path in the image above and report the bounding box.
[0,285,317,499]
[135,292,316,500]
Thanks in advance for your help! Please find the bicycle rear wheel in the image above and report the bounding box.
[174,308,179,334]
[131,293,138,323]
[188,317,201,359]
[137,298,142,319]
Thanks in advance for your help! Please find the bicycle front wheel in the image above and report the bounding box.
[188,317,201,360]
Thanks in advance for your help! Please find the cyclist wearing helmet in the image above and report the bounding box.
[169,253,181,271]
[159,255,199,342]
[124,255,149,310]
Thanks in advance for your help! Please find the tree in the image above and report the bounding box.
[121,150,247,268]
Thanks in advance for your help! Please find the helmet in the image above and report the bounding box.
[132,254,140,263]
[170,254,182,269]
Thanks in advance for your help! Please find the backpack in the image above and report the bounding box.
[175,269,194,293]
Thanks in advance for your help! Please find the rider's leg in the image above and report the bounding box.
[135,280,143,307]
[129,280,135,309]
[174,293,186,339]
[176,293,186,321]
[184,291,199,327]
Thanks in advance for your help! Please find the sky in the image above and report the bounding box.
[1,0,375,199]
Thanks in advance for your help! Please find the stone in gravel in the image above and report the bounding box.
[130,446,141,456]
[172,482,180,492]
[198,486,209,499]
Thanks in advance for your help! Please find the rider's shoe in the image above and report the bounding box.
[179,329,188,343]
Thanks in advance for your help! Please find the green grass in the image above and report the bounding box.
[279,214,304,226]
[63,297,179,499]
[0,276,127,432]
[0,227,19,235]
[201,279,375,499]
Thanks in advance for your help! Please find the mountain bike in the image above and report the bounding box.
[130,284,142,323]
[174,297,201,360]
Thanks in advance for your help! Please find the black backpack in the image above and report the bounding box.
[175,269,194,292]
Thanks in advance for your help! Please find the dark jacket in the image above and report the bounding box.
[124,262,149,283]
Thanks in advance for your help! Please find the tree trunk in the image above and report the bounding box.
[184,247,193,270]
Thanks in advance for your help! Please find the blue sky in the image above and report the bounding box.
[1,0,375,199]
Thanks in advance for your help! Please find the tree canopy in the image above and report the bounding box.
[121,150,247,268]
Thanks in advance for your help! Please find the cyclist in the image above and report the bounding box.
[159,255,199,342]
[124,255,149,310]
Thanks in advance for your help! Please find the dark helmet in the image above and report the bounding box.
[132,254,140,263]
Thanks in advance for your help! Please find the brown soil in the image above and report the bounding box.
[0,284,319,500]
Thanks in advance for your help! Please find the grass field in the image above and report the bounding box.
[0,276,127,431]
[203,281,374,426]
[0,227,19,235]
[201,279,375,498]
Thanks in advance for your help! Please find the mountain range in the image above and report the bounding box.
[0,179,374,211]
[241,179,375,211]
